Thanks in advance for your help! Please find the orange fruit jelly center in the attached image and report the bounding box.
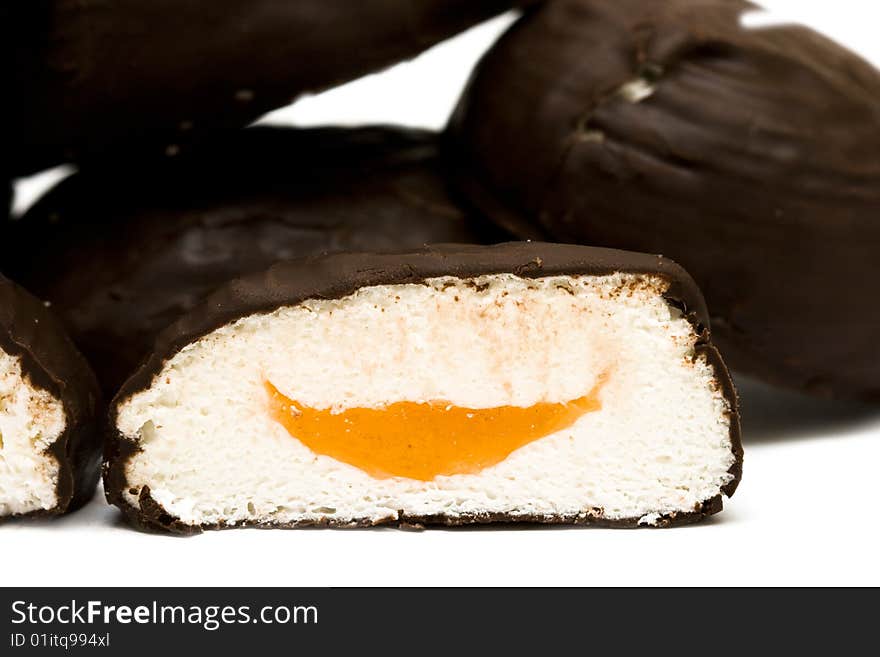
[264,376,606,481]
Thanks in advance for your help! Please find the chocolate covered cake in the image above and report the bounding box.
[105,243,742,533]
[448,0,880,400]
[0,275,101,519]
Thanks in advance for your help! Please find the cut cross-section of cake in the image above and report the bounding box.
[105,243,742,533]
[0,275,101,519]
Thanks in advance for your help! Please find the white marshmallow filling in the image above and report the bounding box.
[0,350,65,516]
[116,273,736,527]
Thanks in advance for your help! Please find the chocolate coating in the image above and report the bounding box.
[0,275,101,518]
[448,0,880,400]
[105,241,743,533]
[7,127,505,393]
[9,0,526,175]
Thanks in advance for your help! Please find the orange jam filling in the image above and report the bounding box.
[265,377,606,481]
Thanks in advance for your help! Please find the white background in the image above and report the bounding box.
[6,1,880,586]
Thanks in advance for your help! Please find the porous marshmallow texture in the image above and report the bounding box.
[116,274,736,527]
[0,350,64,516]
